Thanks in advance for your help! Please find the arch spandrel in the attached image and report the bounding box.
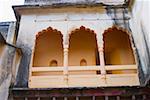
[67,21,99,35]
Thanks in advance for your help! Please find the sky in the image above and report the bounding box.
[0,0,24,22]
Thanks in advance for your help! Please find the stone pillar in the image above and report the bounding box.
[63,34,69,84]
[96,33,106,75]
[63,46,69,75]
[98,47,106,75]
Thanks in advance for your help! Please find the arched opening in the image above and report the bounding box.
[103,27,135,65]
[49,60,58,66]
[33,27,63,67]
[69,26,99,66]
[80,59,87,66]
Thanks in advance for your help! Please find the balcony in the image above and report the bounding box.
[29,26,140,88]
[29,65,139,88]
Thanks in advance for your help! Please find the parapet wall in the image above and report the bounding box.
[24,0,126,5]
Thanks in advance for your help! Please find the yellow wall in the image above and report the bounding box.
[33,31,63,67]
[104,29,135,65]
[69,30,98,66]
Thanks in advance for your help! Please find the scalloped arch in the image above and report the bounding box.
[70,26,97,36]
[36,27,62,39]
[103,25,131,36]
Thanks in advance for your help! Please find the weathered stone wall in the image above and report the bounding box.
[0,22,10,40]
[0,22,17,100]
[129,0,150,85]
[24,0,125,5]
[15,43,31,87]
[0,46,15,100]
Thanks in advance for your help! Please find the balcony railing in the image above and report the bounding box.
[29,65,140,88]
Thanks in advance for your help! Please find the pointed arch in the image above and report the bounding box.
[33,27,63,67]
[69,26,100,66]
[103,26,135,65]
[80,59,87,66]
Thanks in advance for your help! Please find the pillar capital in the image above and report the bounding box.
[63,34,69,46]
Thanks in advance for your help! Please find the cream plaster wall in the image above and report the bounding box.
[17,7,113,51]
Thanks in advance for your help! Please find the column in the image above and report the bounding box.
[98,47,106,75]
[96,33,106,75]
[63,34,69,84]
[63,46,69,75]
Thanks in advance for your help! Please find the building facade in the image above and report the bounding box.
[0,0,150,100]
